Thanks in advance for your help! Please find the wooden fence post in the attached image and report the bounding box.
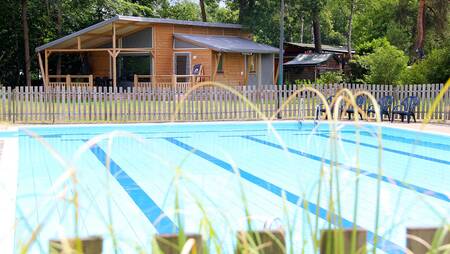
[236,230,285,254]
[154,233,203,254]
[407,227,450,254]
[66,75,71,87]
[320,229,367,254]
[49,236,102,254]
[89,75,93,88]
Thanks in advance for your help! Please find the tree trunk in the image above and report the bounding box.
[56,1,62,77]
[300,15,304,43]
[239,0,246,23]
[21,0,31,87]
[347,0,355,59]
[199,0,207,22]
[415,0,426,59]
[312,10,322,53]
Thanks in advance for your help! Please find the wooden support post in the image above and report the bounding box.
[134,74,138,87]
[49,236,102,254]
[37,52,46,86]
[236,230,285,254]
[112,22,117,88]
[45,50,50,87]
[407,227,450,254]
[154,233,203,254]
[77,36,81,49]
[66,75,71,86]
[320,229,367,254]
[172,74,177,87]
[89,75,93,88]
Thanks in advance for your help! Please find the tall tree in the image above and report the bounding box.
[415,0,425,58]
[199,0,207,21]
[21,0,31,86]
[347,0,355,58]
[312,9,321,53]
[56,0,62,77]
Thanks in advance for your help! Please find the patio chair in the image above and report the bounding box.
[315,96,333,120]
[367,95,393,121]
[391,96,420,123]
[346,95,367,120]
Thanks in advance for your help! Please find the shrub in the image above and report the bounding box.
[357,43,408,85]
[401,44,450,84]
[316,71,344,84]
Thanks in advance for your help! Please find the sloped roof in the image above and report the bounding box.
[174,33,279,54]
[36,15,243,52]
[286,42,355,54]
[284,53,335,66]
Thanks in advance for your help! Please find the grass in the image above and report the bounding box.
[9,80,450,253]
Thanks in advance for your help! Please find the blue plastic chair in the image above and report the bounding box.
[367,95,393,121]
[316,96,334,120]
[391,96,420,123]
[346,95,367,120]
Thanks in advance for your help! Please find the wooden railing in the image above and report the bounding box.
[0,83,448,123]
[47,75,93,88]
[134,74,211,89]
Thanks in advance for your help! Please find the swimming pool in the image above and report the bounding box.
[6,121,450,253]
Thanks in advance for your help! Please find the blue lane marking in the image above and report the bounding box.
[164,137,404,253]
[242,136,450,203]
[293,129,450,152]
[314,133,450,166]
[86,141,178,234]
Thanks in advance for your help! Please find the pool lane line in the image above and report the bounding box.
[313,133,450,166]
[163,137,404,254]
[293,130,450,152]
[241,135,450,203]
[85,141,178,234]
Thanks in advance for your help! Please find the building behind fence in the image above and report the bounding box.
[0,83,448,124]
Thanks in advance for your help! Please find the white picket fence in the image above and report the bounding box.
[0,83,448,123]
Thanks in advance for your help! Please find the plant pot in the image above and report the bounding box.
[407,227,450,254]
[236,229,285,254]
[49,236,102,254]
[154,233,203,254]
[320,228,367,254]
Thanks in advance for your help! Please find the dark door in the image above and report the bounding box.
[174,53,190,82]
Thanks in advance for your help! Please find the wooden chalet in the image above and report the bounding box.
[282,42,355,83]
[35,15,279,89]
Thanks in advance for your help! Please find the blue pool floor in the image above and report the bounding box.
[12,122,450,253]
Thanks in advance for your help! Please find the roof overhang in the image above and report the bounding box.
[174,33,279,54]
[284,53,335,66]
[36,15,244,52]
[285,42,355,54]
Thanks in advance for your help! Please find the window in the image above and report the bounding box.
[117,54,152,82]
[217,54,224,73]
[248,54,256,73]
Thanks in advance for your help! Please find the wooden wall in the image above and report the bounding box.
[153,23,247,78]
[86,22,251,83]
[88,51,110,77]
[213,52,246,86]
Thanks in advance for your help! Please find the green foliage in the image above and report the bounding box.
[2,0,449,86]
[357,43,408,84]
[316,71,344,84]
[159,0,201,21]
[355,37,390,55]
[401,43,450,84]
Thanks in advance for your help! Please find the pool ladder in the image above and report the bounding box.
[298,98,319,128]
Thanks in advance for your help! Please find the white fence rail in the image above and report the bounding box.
[0,84,448,123]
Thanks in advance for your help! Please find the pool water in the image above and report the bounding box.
[12,121,450,253]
